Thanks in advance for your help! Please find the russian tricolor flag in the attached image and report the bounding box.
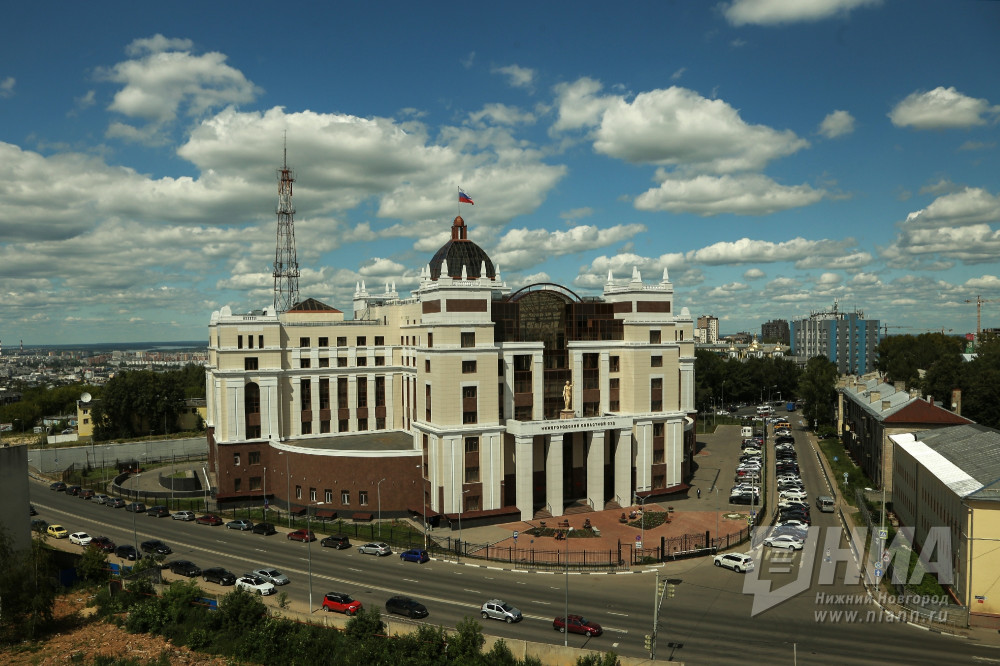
[458,188,474,205]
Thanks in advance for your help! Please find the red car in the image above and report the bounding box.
[321,592,362,615]
[287,529,316,542]
[196,514,224,526]
[553,614,603,637]
[88,536,116,553]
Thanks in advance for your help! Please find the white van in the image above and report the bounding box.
[816,496,835,512]
[741,426,754,438]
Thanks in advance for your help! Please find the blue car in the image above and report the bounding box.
[399,548,429,563]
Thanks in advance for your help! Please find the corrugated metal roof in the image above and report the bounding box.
[896,437,983,498]
[912,425,1000,500]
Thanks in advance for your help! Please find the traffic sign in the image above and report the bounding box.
[874,566,883,578]
[882,550,890,563]
[878,528,888,540]
[513,530,519,542]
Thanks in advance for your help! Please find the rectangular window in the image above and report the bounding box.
[249,451,261,465]
[301,378,312,410]
[325,489,333,503]
[248,335,254,349]
[337,357,347,367]
[462,360,477,373]
[375,376,385,406]
[463,386,477,424]
[319,357,329,368]
[310,488,317,502]
[233,453,241,466]
[357,356,367,367]
[300,337,310,348]
[341,490,350,505]
[610,356,620,372]
[245,357,258,370]
[610,377,620,390]
[427,332,433,348]
[319,378,330,410]
[375,336,384,346]
[318,337,329,347]
[249,476,262,491]
[465,494,480,512]
[258,335,264,348]
[358,418,369,431]
[357,377,368,407]
[359,491,368,506]
[302,421,312,434]
[296,485,302,500]
[465,436,479,453]
[300,357,311,368]
[461,332,475,348]
[425,384,432,421]
[650,330,661,344]
[338,418,349,432]
[375,356,385,366]
[337,336,347,347]
[651,355,662,367]
[356,336,367,347]
[237,335,243,349]
[425,359,431,372]
[465,466,481,483]
[233,478,242,492]
[376,417,385,429]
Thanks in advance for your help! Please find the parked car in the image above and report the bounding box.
[107,497,127,508]
[553,614,603,637]
[322,592,362,615]
[140,539,172,555]
[400,549,429,563]
[49,481,67,491]
[780,490,808,501]
[252,568,290,586]
[79,489,96,500]
[47,524,68,539]
[226,519,253,531]
[287,529,316,542]
[125,502,147,513]
[66,485,82,496]
[358,542,391,556]
[115,545,141,561]
[321,534,351,549]
[169,560,202,577]
[31,519,49,533]
[93,494,110,504]
[235,575,275,596]
[764,534,805,550]
[196,514,223,526]
[481,599,522,623]
[88,536,116,552]
[252,522,276,535]
[714,552,754,573]
[203,567,237,585]
[69,532,93,546]
[172,510,196,521]
[385,595,428,618]
[147,505,170,518]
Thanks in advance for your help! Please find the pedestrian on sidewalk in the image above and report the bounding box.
[697,488,701,499]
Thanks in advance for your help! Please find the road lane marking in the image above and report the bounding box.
[464,589,480,594]
[607,611,628,617]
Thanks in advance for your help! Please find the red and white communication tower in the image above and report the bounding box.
[272,142,300,312]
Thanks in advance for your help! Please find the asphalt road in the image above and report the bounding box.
[30,420,1000,664]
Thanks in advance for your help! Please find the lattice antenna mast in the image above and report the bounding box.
[272,140,300,312]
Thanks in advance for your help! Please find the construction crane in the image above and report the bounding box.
[965,295,1000,342]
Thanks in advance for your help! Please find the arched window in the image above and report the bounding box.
[245,382,261,439]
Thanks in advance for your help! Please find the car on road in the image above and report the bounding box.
[115,545,141,561]
[69,532,93,546]
[47,524,68,539]
[107,498,127,508]
[714,552,754,573]
[252,568,290,586]
[88,536,116,552]
[481,599,522,623]
[399,549,429,563]
[322,592,362,615]
[172,510,196,521]
[385,595,428,618]
[49,481,67,491]
[125,502,147,513]
[358,542,391,556]
[202,567,237,585]
[66,485,82,496]
[31,519,49,533]
[764,534,805,550]
[79,489,96,500]
[93,494,110,504]
[321,534,351,549]
[235,575,275,596]
[196,514,223,526]
[147,505,170,518]
[286,529,316,542]
[252,522,276,535]
[226,519,253,531]
[140,539,172,555]
[169,560,202,577]
[553,614,602,637]
[29,504,37,515]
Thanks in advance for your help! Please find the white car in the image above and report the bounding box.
[714,552,755,573]
[779,490,808,501]
[357,542,392,556]
[777,519,809,529]
[69,532,93,546]
[252,567,290,585]
[235,575,275,596]
[764,534,805,550]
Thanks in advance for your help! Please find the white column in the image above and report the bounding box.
[572,351,583,417]
[614,429,632,507]
[385,374,395,429]
[515,435,533,520]
[532,352,544,419]
[503,355,514,422]
[635,420,652,492]
[546,434,564,517]
[667,418,683,486]
[486,432,501,510]
[587,431,605,510]
[599,352,610,414]
[347,376,357,433]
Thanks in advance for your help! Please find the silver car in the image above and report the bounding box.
[93,494,110,504]
[172,510,196,521]
[357,542,391,556]
[252,567,290,585]
[481,599,522,623]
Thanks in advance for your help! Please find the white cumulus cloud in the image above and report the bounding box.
[722,0,882,26]
[818,110,855,138]
[635,173,824,216]
[889,87,1000,130]
[903,187,1000,228]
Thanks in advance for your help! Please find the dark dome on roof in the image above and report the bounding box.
[428,216,496,281]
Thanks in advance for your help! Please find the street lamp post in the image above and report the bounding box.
[377,478,387,537]
[634,493,648,564]
[262,466,267,524]
[306,501,324,613]
[564,527,570,648]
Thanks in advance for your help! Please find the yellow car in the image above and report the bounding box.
[47,524,69,539]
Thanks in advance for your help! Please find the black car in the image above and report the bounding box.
[169,560,201,577]
[252,522,277,535]
[202,567,237,585]
[385,595,429,619]
[115,545,142,561]
[49,481,67,491]
[66,485,82,496]
[147,505,170,518]
[140,539,172,555]
[125,502,147,513]
[321,534,351,549]
[31,518,49,533]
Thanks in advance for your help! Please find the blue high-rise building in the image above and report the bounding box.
[790,303,879,374]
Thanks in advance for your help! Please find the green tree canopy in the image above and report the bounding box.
[798,356,838,427]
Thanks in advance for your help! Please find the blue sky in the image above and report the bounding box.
[1,0,999,345]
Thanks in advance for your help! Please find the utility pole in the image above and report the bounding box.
[647,573,677,659]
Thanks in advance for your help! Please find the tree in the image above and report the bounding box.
[92,369,184,440]
[448,616,486,664]
[798,356,838,427]
[0,532,58,643]
[75,544,109,583]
